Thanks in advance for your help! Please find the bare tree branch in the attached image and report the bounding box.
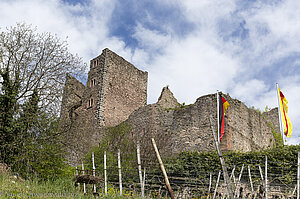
[0,23,87,115]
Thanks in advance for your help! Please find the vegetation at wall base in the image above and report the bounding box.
[83,122,139,183]
[164,145,300,189]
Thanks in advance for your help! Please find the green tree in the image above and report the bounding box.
[0,23,86,180]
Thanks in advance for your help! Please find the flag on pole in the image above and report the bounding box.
[219,94,230,142]
[277,87,293,138]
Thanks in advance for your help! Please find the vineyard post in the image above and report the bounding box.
[248,165,254,193]
[118,149,123,195]
[207,172,212,198]
[104,151,107,196]
[151,138,175,199]
[213,171,221,199]
[82,161,86,194]
[92,152,96,193]
[209,116,234,199]
[297,151,300,199]
[265,156,268,199]
[258,165,264,186]
[234,164,244,198]
[137,140,144,199]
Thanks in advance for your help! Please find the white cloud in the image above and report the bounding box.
[238,0,300,68]
[133,23,172,51]
[231,79,269,106]
[145,33,239,104]
[0,0,119,72]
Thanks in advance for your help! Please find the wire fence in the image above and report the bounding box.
[75,147,300,199]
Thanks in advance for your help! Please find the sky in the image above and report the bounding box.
[0,0,299,144]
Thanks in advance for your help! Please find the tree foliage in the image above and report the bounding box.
[0,23,86,180]
[0,23,86,114]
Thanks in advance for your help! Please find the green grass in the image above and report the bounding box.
[0,173,137,198]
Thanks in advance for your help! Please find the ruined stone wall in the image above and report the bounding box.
[59,74,99,164]
[59,48,148,165]
[126,89,217,158]
[102,49,148,127]
[124,88,277,158]
[225,96,275,151]
[59,74,86,131]
[264,107,281,134]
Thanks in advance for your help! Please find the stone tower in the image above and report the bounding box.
[87,48,147,127]
[59,48,148,165]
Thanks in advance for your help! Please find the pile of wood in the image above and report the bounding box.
[73,175,103,184]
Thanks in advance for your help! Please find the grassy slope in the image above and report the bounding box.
[0,173,79,198]
[0,173,138,199]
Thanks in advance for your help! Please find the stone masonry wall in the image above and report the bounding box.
[264,107,281,134]
[102,49,148,127]
[59,74,86,130]
[124,89,276,158]
[225,96,275,151]
[59,74,99,164]
[60,48,148,165]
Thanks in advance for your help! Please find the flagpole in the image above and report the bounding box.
[276,83,285,145]
[217,90,220,143]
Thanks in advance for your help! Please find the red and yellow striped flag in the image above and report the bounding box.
[278,87,292,137]
[219,94,230,142]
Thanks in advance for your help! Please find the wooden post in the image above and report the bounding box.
[208,172,212,194]
[229,166,235,181]
[82,161,86,194]
[92,152,96,193]
[151,138,175,199]
[118,149,123,195]
[255,164,264,199]
[297,152,300,199]
[265,156,268,199]
[142,168,146,197]
[104,151,107,196]
[229,166,236,194]
[207,172,212,199]
[222,169,234,199]
[209,116,234,199]
[248,165,254,193]
[137,141,144,199]
[234,164,244,198]
[222,166,236,199]
[292,185,297,196]
[213,171,221,199]
[258,165,264,185]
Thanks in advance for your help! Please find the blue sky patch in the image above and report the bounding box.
[108,0,194,49]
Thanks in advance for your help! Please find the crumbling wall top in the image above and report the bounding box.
[156,86,179,109]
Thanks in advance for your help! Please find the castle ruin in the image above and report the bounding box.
[60,48,147,164]
[59,48,280,165]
